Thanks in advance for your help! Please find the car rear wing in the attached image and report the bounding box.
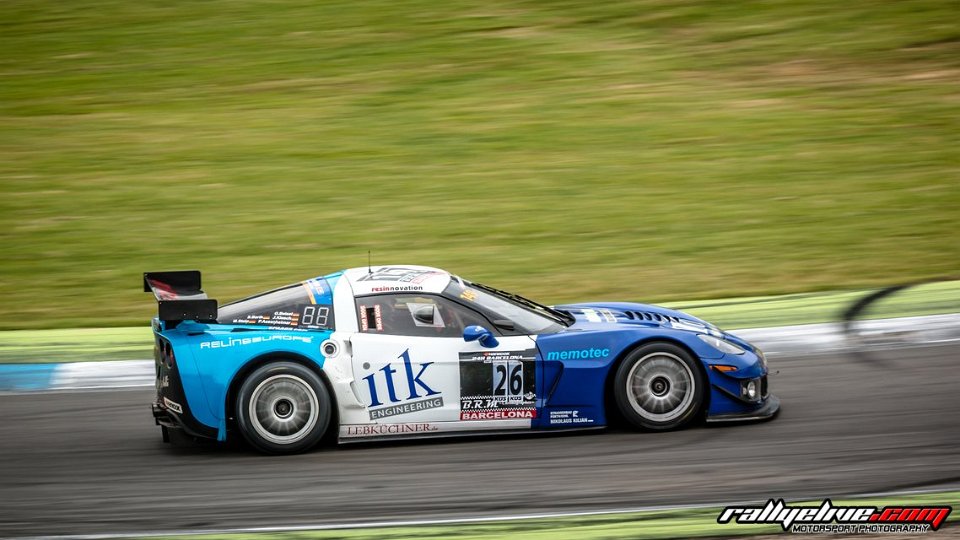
[143,270,218,323]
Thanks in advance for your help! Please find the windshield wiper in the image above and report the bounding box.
[472,283,572,326]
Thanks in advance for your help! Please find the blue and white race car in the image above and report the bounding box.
[145,265,778,454]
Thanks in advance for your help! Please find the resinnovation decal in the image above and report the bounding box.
[459,349,537,420]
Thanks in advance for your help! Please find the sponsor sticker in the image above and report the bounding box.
[370,396,443,420]
[717,499,952,534]
[545,347,610,361]
[359,304,383,332]
[371,285,424,292]
[459,349,537,420]
[358,267,442,284]
[581,308,617,323]
[341,423,439,437]
[199,335,313,349]
[362,349,442,420]
[163,397,183,414]
[582,309,602,323]
[460,409,535,420]
[302,278,329,304]
[548,409,594,425]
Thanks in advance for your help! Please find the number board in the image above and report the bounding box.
[459,349,537,419]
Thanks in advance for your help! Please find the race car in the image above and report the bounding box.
[145,265,778,454]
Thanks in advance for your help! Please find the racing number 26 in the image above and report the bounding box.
[492,361,523,398]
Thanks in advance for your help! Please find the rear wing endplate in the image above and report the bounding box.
[143,271,218,323]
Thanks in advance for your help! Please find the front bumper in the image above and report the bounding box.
[704,343,777,422]
[706,394,780,423]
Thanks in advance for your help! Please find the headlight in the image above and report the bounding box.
[740,378,762,402]
[697,334,745,355]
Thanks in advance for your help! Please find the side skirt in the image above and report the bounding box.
[338,424,605,444]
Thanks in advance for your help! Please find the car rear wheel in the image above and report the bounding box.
[236,362,331,454]
[614,342,705,430]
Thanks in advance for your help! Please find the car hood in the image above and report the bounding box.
[554,302,722,335]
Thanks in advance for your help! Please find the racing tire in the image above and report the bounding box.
[614,342,706,431]
[236,362,331,454]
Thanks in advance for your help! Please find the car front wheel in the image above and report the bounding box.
[614,342,705,430]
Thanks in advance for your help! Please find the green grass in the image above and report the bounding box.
[669,278,960,329]
[0,326,151,363]
[1,0,958,330]
[141,491,960,539]
[2,280,956,363]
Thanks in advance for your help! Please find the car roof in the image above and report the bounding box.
[341,265,453,296]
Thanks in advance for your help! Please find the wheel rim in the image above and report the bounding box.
[626,352,695,423]
[248,374,320,445]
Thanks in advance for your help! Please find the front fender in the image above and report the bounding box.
[533,326,720,428]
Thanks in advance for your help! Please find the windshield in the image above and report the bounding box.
[443,278,567,335]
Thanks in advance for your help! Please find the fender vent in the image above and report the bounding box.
[628,311,680,323]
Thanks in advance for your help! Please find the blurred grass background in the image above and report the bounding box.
[1,0,958,330]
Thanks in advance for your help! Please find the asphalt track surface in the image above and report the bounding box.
[1,343,958,537]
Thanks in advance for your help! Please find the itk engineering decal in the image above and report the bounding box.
[362,349,443,420]
[718,498,952,534]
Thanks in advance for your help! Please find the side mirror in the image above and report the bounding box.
[463,325,499,348]
[412,304,436,326]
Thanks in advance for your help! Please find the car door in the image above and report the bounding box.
[349,293,538,430]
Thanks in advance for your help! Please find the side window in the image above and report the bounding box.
[356,295,491,337]
[217,283,334,330]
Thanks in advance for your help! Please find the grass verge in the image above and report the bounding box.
[140,491,960,539]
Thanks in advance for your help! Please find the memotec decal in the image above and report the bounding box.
[545,348,610,360]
